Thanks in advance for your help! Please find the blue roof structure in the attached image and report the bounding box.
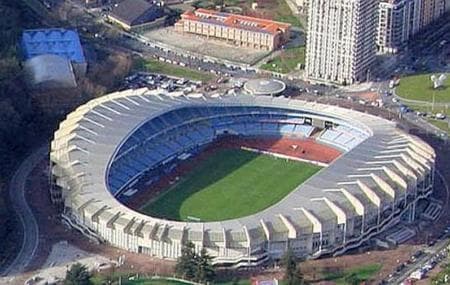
[21,28,86,64]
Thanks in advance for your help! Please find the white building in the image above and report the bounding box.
[50,89,435,266]
[419,0,446,28]
[377,0,421,54]
[295,0,308,13]
[305,0,379,85]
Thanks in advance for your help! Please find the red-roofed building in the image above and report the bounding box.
[175,9,291,51]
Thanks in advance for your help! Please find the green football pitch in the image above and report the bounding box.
[140,149,321,222]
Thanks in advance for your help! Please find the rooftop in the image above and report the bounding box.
[51,89,435,240]
[22,28,85,63]
[109,0,163,26]
[244,78,286,95]
[25,54,77,89]
[180,8,291,34]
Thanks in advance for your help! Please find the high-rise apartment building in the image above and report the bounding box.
[305,0,379,85]
[377,0,421,54]
[295,0,309,13]
[377,0,448,54]
[419,0,446,28]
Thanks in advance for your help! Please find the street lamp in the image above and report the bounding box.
[430,74,448,111]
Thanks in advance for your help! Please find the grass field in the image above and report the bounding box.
[395,73,450,134]
[123,279,190,285]
[261,46,305,74]
[134,58,214,82]
[141,149,321,221]
[93,276,267,285]
[428,119,450,134]
[193,0,303,28]
[272,0,303,28]
[91,275,192,285]
[396,73,450,103]
[323,263,382,285]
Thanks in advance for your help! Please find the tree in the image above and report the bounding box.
[194,248,215,283]
[281,248,304,285]
[213,0,224,8]
[64,263,92,285]
[176,242,197,280]
[176,242,216,283]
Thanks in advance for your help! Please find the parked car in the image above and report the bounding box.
[436,113,446,120]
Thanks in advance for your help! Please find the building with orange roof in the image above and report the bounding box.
[175,9,291,51]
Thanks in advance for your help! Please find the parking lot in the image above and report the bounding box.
[122,72,204,94]
[143,27,271,65]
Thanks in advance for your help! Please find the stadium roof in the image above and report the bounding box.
[109,0,163,26]
[22,28,85,63]
[24,54,77,89]
[51,89,435,243]
[244,78,286,95]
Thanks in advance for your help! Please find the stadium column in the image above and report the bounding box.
[409,198,416,223]
[432,165,435,191]
[297,208,323,254]
[408,186,416,223]
[222,228,227,256]
[259,219,271,255]
[243,226,251,264]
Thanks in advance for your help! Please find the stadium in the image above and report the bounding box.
[50,88,435,266]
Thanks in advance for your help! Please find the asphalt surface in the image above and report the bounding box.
[0,146,48,277]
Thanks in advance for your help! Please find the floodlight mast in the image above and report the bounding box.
[430,74,448,111]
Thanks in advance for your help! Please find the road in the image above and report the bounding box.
[61,0,335,94]
[0,146,48,277]
[387,169,450,284]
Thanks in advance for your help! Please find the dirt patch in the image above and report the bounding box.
[353,92,380,102]
[144,27,270,64]
[215,245,419,284]
[300,245,418,283]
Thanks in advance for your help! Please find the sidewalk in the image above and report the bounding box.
[339,82,374,92]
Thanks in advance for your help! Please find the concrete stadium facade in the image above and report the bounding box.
[50,88,435,266]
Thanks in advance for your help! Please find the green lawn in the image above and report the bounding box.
[323,263,382,285]
[273,0,303,28]
[94,276,255,285]
[123,279,190,285]
[134,58,214,82]
[428,119,450,134]
[214,280,251,285]
[91,275,192,285]
[404,102,450,115]
[396,73,450,103]
[261,46,305,74]
[393,78,450,134]
[215,279,288,285]
[193,0,303,28]
[141,149,321,221]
